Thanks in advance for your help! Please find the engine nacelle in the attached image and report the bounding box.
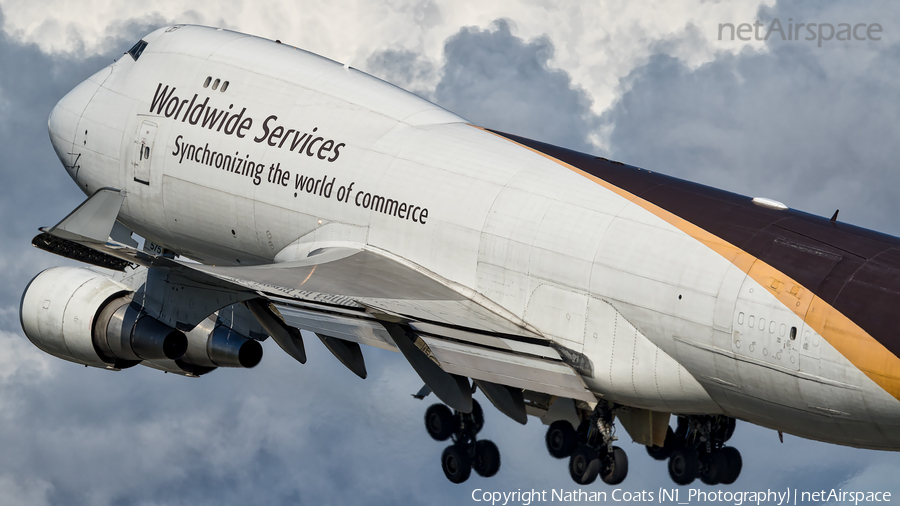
[97,293,189,362]
[20,266,188,369]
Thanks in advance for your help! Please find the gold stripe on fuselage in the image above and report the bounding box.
[477,125,900,401]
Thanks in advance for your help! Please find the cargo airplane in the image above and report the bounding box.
[21,25,900,486]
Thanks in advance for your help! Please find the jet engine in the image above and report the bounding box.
[141,316,264,377]
[20,266,188,369]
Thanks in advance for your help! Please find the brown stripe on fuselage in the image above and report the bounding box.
[478,126,900,400]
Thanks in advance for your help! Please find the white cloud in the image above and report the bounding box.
[0,0,774,115]
[0,329,54,385]
[0,330,56,422]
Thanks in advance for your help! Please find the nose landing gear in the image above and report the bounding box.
[425,400,500,483]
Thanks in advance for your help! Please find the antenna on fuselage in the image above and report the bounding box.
[65,152,81,172]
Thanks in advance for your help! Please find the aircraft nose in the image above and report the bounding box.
[48,73,104,178]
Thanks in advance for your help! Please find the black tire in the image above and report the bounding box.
[546,420,578,459]
[723,417,737,442]
[668,448,699,486]
[441,444,472,484]
[473,439,501,477]
[711,416,737,444]
[699,449,727,485]
[675,416,689,437]
[568,445,600,485]
[600,446,629,485]
[425,404,455,441]
[646,426,675,460]
[666,424,686,452]
[471,400,485,434]
[719,446,743,485]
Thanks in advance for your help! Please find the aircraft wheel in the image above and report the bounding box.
[441,444,472,484]
[719,446,743,485]
[723,417,737,442]
[712,417,737,444]
[668,448,699,485]
[471,399,485,434]
[569,445,600,485]
[546,420,578,459]
[425,404,455,441]
[473,439,501,477]
[600,446,629,485]
[646,426,675,460]
[699,449,727,485]
[676,416,689,438]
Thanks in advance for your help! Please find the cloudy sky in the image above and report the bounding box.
[1,0,899,504]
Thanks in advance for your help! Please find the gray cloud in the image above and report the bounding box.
[367,19,603,153]
[0,12,167,313]
[3,1,900,503]
[434,20,602,153]
[604,3,900,235]
[365,48,437,99]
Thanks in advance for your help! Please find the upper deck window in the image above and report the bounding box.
[127,40,148,61]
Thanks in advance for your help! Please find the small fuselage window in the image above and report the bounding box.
[127,40,148,61]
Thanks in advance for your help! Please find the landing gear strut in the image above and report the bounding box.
[649,415,742,485]
[545,402,629,485]
[425,400,500,483]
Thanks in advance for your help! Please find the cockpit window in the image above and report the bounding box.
[127,40,148,61]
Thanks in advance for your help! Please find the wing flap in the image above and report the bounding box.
[275,300,595,402]
[409,320,561,361]
[419,335,596,402]
[276,303,396,352]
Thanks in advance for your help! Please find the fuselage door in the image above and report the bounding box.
[133,120,158,185]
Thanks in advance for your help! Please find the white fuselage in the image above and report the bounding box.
[49,25,900,450]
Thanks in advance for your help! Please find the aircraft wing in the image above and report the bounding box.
[33,188,598,413]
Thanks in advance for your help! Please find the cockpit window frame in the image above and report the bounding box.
[127,40,148,61]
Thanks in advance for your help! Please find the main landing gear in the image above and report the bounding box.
[545,402,629,485]
[424,400,501,483]
[645,415,742,485]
